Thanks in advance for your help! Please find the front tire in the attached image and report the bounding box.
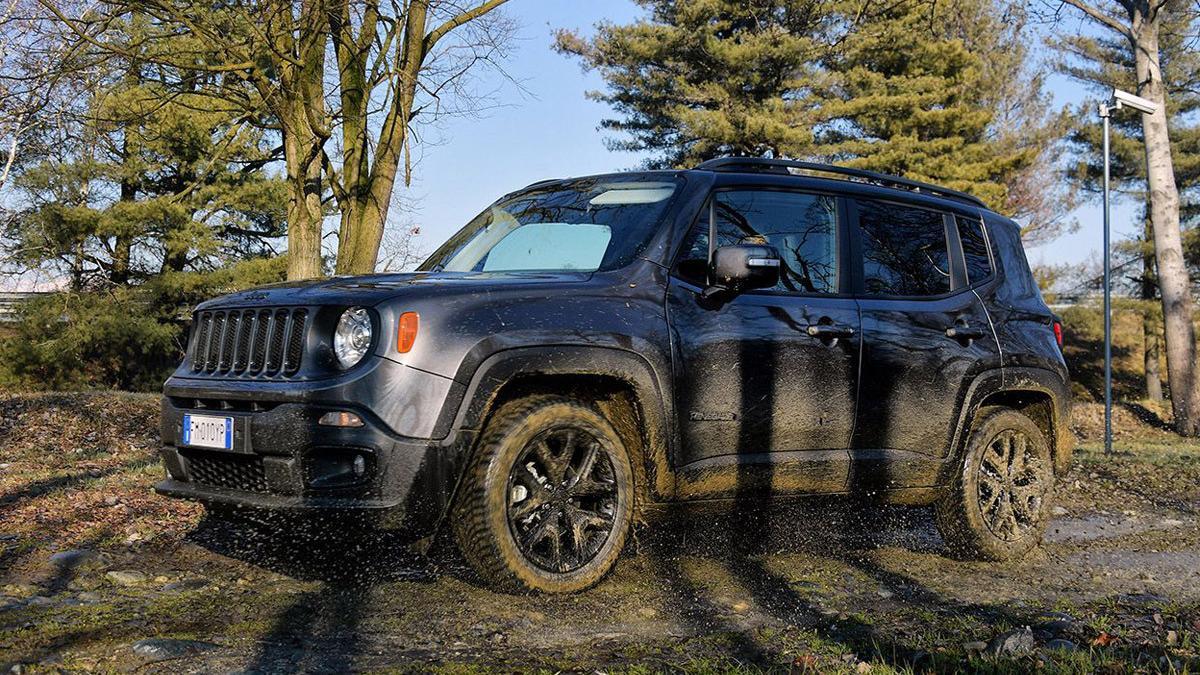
[452,396,635,593]
[935,407,1054,561]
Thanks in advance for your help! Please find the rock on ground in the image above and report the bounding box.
[131,638,219,661]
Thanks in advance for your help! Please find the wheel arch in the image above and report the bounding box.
[449,346,677,505]
[952,367,1073,476]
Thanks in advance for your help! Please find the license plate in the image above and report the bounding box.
[182,414,233,450]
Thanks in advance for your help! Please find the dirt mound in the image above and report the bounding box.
[1070,400,1177,442]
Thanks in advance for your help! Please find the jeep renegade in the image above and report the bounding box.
[157,157,1071,593]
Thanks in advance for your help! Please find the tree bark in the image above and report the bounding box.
[1141,217,1163,402]
[112,129,136,285]
[333,0,429,276]
[282,109,325,280]
[1144,318,1164,401]
[1131,10,1200,434]
[278,0,330,280]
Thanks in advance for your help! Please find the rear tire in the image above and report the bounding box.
[935,407,1054,561]
[452,396,635,593]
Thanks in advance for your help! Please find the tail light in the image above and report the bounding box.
[397,312,419,353]
[1052,320,1063,348]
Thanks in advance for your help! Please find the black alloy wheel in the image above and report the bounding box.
[935,406,1055,561]
[506,427,619,573]
[976,428,1048,542]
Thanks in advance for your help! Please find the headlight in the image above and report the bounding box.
[333,307,373,368]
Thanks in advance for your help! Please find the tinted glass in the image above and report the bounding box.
[677,190,839,294]
[420,176,681,273]
[857,200,951,296]
[956,215,992,283]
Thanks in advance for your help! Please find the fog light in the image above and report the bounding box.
[306,449,372,489]
[318,411,364,427]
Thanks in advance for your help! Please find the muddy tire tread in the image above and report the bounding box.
[451,395,633,593]
[935,406,1053,561]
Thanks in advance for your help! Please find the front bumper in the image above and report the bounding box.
[156,372,475,538]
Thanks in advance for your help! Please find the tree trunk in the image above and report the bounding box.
[112,137,134,286]
[1131,13,1200,434]
[333,0,428,276]
[71,242,84,291]
[282,118,325,280]
[278,0,330,280]
[1140,217,1163,402]
[1144,318,1164,402]
[335,196,390,275]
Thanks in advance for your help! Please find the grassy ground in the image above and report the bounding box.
[1,392,1199,673]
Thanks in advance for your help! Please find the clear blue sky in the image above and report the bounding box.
[402,1,1140,271]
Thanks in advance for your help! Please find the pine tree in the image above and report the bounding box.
[1057,11,1200,250]
[5,29,286,289]
[1054,1,1200,436]
[42,0,513,279]
[556,0,1073,242]
[555,0,839,167]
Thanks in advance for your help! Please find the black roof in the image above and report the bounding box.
[694,157,988,209]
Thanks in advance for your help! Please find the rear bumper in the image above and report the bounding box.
[156,386,475,537]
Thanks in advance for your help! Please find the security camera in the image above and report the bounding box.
[1113,88,1159,115]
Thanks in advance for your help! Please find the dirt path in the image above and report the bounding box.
[1,392,1198,673]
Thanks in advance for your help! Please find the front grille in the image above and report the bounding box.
[168,397,281,413]
[189,307,308,377]
[183,450,269,493]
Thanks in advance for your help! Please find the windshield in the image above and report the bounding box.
[419,175,682,273]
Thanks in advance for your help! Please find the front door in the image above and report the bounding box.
[849,198,1003,490]
[667,188,860,498]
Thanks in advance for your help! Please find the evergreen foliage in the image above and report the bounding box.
[0,13,289,391]
[556,0,1074,241]
[0,257,287,391]
[3,18,286,289]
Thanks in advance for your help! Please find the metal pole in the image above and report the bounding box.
[1101,103,1113,454]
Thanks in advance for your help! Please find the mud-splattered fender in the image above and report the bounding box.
[946,366,1073,478]
[438,344,678,502]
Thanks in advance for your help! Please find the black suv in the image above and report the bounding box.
[157,157,1071,593]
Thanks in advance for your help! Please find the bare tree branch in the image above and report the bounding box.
[1058,0,1136,41]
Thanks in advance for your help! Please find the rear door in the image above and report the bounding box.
[667,188,860,497]
[849,198,1002,490]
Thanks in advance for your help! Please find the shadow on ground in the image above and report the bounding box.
[180,499,1047,671]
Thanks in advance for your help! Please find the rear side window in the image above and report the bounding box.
[856,200,951,297]
[677,190,840,294]
[956,215,992,284]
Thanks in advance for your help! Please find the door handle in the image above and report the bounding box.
[945,325,986,341]
[806,324,855,340]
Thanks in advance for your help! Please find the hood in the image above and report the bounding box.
[195,271,593,310]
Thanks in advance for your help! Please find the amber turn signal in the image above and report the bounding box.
[397,312,419,353]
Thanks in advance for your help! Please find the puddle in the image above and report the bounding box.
[1066,549,1200,587]
[1045,513,1190,543]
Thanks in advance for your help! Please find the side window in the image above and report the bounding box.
[676,190,840,294]
[956,215,992,284]
[857,199,951,297]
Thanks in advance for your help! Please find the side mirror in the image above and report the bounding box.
[705,244,781,298]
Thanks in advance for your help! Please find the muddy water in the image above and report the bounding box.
[136,498,1199,671]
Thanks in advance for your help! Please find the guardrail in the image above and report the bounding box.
[0,292,46,323]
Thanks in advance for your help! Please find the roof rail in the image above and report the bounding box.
[694,157,988,209]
